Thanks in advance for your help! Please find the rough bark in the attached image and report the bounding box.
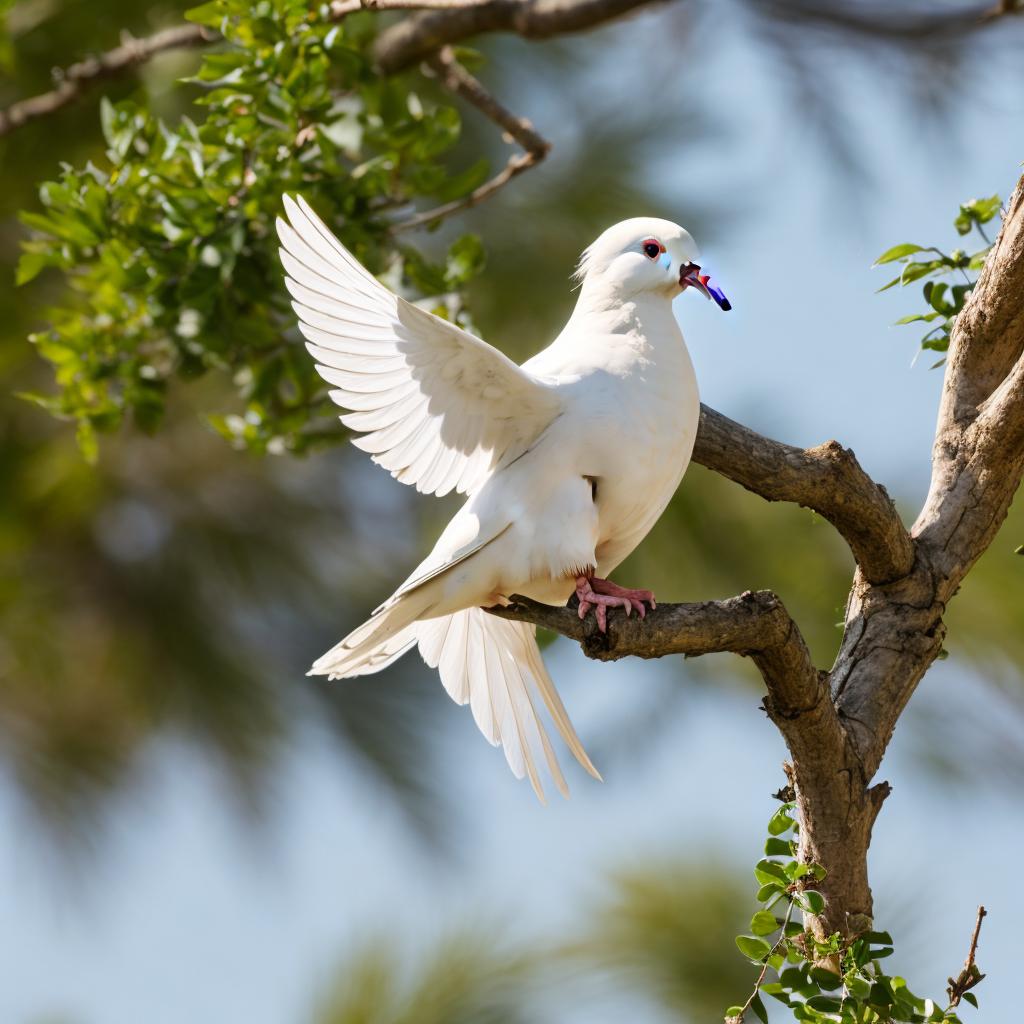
[498,170,1024,940]
[694,406,914,585]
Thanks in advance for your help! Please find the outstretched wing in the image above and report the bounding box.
[277,195,562,497]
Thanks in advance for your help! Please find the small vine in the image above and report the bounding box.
[726,801,986,1024]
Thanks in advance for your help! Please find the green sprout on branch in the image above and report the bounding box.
[727,801,986,1024]
[874,195,1001,368]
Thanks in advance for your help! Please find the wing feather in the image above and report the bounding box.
[278,194,562,497]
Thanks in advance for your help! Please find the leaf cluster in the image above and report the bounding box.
[874,196,1000,367]
[16,0,489,459]
[727,804,982,1024]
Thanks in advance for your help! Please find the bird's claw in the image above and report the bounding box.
[574,576,656,633]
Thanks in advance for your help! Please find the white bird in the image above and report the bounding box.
[277,196,730,801]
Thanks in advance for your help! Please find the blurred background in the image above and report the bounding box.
[2,1,1024,1021]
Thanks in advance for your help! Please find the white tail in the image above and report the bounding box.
[309,595,599,800]
[309,591,434,680]
[417,608,600,801]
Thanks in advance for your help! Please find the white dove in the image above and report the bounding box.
[277,195,731,800]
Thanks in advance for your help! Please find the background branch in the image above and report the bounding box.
[390,47,551,231]
[0,24,213,138]
[372,0,668,73]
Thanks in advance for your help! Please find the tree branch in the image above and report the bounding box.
[372,0,669,73]
[488,588,870,936]
[830,170,1024,785]
[390,47,551,231]
[488,590,827,724]
[0,24,214,139]
[0,0,666,139]
[914,170,1024,591]
[694,405,915,585]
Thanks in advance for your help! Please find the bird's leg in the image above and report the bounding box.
[574,575,656,633]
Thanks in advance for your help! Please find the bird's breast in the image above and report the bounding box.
[573,346,699,571]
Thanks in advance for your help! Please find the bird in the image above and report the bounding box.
[276,196,731,801]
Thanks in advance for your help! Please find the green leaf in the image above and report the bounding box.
[767,807,795,835]
[765,837,792,856]
[15,251,49,285]
[863,931,894,945]
[797,890,825,915]
[735,935,772,962]
[874,242,924,265]
[445,234,485,286]
[868,981,894,1007]
[846,974,871,999]
[185,1,226,27]
[754,859,789,885]
[894,312,941,325]
[756,882,782,902]
[810,966,842,990]
[900,260,941,286]
[750,993,769,1024]
[963,992,978,1008]
[750,910,780,936]
[806,994,843,1013]
[928,281,952,314]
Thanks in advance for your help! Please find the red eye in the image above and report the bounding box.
[642,239,663,260]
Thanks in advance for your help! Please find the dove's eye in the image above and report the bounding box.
[642,239,664,260]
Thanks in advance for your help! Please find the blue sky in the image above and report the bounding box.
[3,10,1024,1024]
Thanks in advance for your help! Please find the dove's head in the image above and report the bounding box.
[575,217,731,310]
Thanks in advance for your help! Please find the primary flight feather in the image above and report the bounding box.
[277,195,730,801]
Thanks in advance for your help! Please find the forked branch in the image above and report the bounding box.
[694,405,915,585]
[391,46,551,231]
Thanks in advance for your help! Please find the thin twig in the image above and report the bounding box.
[946,905,987,1008]
[0,24,215,138]
[727,902,797,1024]
[389,46,551,232]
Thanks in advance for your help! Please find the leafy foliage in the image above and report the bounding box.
[16,0,487,459]
[727,803,983,1024]
[874,196,1001,367]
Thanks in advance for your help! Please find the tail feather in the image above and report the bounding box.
[522,638,602,781]
[345,628,418,678]
[420,607,596,800]
[310,591,434,679]
[504,645,569,800]
[311,593,598,800]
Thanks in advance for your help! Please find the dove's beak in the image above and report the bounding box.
[680,263,732,311]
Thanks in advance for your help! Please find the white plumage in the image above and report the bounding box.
[278,195,723,800]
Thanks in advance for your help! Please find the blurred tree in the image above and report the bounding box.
[3,2,1024,1023]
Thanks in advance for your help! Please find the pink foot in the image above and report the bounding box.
[574,575,656,633]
